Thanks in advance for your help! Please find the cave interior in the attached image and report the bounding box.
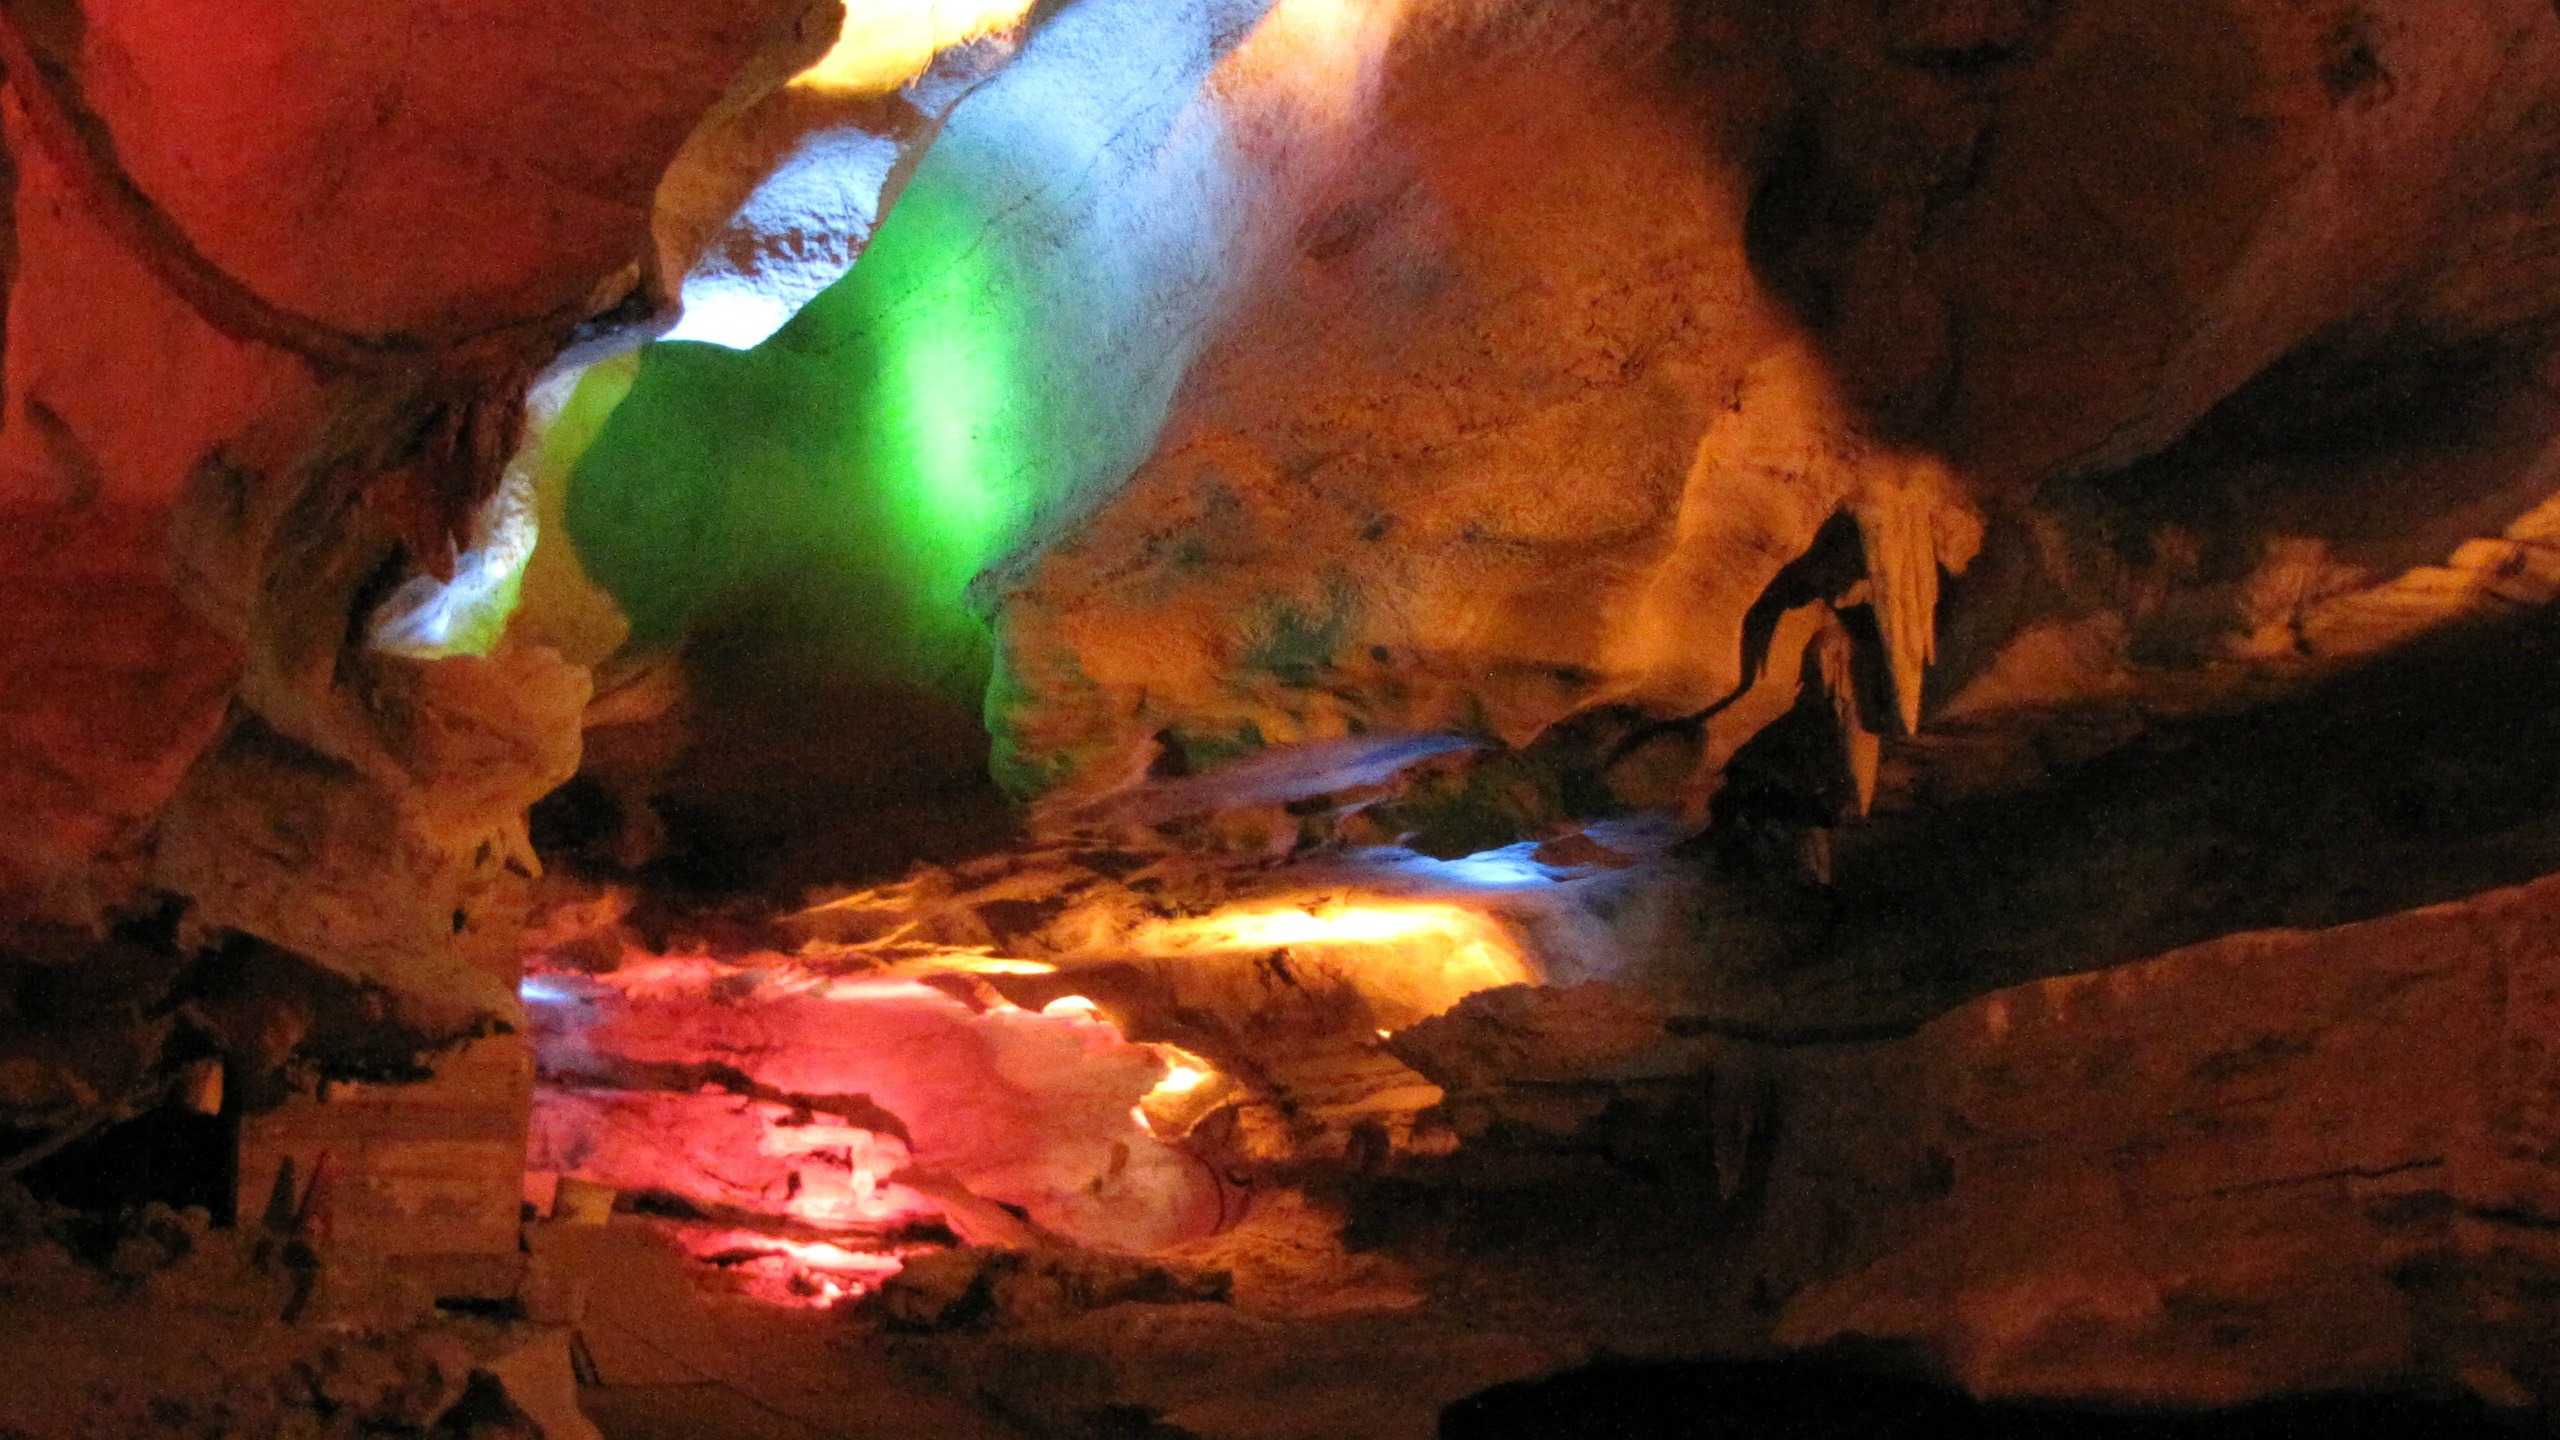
[9,1,2560,1437]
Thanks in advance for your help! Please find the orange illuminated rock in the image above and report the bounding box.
[1718,871,2560,1406]
[985,0,2560,824]
[0,503,237,923]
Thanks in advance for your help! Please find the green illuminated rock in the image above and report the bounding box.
[565,174,1028,722]
[560,1,1254,799]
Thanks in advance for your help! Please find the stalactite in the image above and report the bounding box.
[1852,486,1942,738]
[1850,461,1981,739]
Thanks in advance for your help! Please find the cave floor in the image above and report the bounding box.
[577,1293,1022,1440]
[523,603,2560,1437]
[570,1190,1712,1440]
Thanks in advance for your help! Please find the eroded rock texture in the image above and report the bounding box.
[0,0,829,996]
[990,0,1966,797]
[1384,869,2560,1409]
[1769,872,2560,1405]
[990,0,2560,821]
[13,0,2560,1426]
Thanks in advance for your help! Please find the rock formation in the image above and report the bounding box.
[12,0,2560,1432]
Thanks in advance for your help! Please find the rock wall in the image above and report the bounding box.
[1765,870,2560,1406]
[11,0,2560,954]
[985,0,2560,823]
[557,0,1318,816]
[460,0,2560,871]
[1375,864,2560,1408]
[7,0,2560,1397]
[0,0,826,1004]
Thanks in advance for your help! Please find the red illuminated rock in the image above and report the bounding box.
[0,0,818,984]
[524,960,1228,1252]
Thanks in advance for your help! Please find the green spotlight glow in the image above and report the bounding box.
[799,173,1026,643]
[558,18,1227,795]
[564,162,1038,712]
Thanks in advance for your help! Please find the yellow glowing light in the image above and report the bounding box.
[1226,0,1413,127]
[1131,899,1535,1026]
[1137,1043,1228,1136]
[771,1238,895,1271]
[791,0,1037,94]
[1266,0,1361,39]
[1145,903,1455,951]
[915,953,1057,976]
[1135,902,1531,977]
[675,1230,907,1308]
[1042,994,1103,1018]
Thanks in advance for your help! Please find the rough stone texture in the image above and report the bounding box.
[1364,869,2560,1410]
[524,954,1227,1252]
[63,0,826,340]
[649,19,1034,350]
[987,0,2560,818]
[17,0,2560,1425]
[990,0,1883,795]
[0,0,1066,937]
[0,0,817,979]
[0,1182,560,1440]
[1769,0,2560,477]
[8,0,2560,950]
[555,0,1293,818]
[1755,870,2560,1407]
[0,81,307,923]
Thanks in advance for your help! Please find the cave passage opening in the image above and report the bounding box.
[472,0,1262,890]
[542,165,1039,884]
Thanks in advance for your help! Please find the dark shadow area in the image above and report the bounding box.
[8,1107,228,1219]
[532,764,1022,905]
[2068,323,2560,587]
[1796,602,2560,1024]
[1734,0,2298,471]
[1443,1356,2524,1440]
